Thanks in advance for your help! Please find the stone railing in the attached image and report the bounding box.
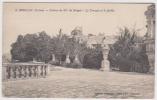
[2,63,49,81]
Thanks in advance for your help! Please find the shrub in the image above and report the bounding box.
[62,62,82,68]
[108,27,150,73]
[83,50,103,69]
[49,60,60,66]
[69,62,82,68]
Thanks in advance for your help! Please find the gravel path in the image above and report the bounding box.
[2,66,154,98]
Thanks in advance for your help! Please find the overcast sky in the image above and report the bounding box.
[3,3,150,54]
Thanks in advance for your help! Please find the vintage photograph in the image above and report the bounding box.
[2,2,155,98]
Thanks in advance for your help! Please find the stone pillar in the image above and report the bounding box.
[101,44,110,71]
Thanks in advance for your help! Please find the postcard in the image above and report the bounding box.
[2,2,155,99]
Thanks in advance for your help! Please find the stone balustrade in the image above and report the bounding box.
[2,63,49,81]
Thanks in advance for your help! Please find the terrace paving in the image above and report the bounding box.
[2,66,155,98]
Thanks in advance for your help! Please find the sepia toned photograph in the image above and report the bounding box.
[2,2,155,98]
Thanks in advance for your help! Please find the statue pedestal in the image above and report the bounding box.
[101,57,110,71]
[103,60,110,71]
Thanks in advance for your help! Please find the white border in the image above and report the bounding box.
[0,0,156,100]
[1,0,156,3]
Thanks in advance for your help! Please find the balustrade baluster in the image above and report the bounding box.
[6,66,11,79]
[23,66,27,78]
[15,66,18,78]
[44,65,47,76]
[12,66,17,79]
[15,66,19,79]
[33,66,36,77]
[40,65,43,76]
[37,65,40,77]
[10,67,14,79]
[28,66,31,77]
[31,66,33,77]
[18,66,22,78]
[39,65,42,76]
[21,66,25,78]
[4,63,49,80]
[17,66,19,78]
[35,66,38,77]
[2,66,7,80]
[30,66,33,77]
[26,66,29,78]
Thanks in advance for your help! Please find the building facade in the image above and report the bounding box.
[144,4,155,73]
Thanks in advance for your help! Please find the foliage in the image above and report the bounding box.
[108,27,150,73]
[36,31,52,63]
[11,31,52,63]
[83,46,103,69]
[11,27,103,69]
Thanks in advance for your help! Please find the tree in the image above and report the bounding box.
[108,27,150,73]
[11,28,104,69]
[22,34,38,61]
[11,31,52,63]
[11,35,26,62]
[36,31,51,63]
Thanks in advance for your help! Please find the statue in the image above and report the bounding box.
[65,53,70,64]
[52,54,56,62]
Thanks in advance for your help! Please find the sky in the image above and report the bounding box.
[3,3,150,54]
